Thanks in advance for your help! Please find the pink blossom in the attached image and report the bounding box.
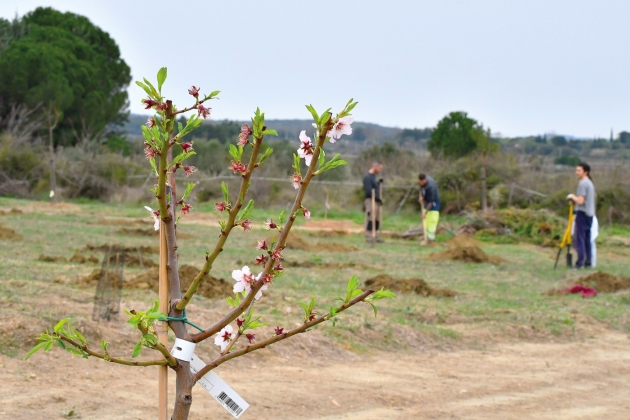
[231,266,267,300]
[265,218,277,230]
[156,102,168,111]
[237,133,249,147]
[261,273,274,285]
[241,219,252,231]
[144,146,156,160]
[181,203,192,215]
[302,207,311,220]
[183,165,196,177]
[329,116,354,142]
[236,317,245,328]
[214,325,235,352]
[274,326,284,336]
[144,206,160,231]
[274,263,284,272]
[197,104,211,119]
[146,118,156,128]
[229,161,248,175]
[297,130,314,166]
[245,333,256,344]
[215,202,226,213]
[256,239,268,250]
[143,97,157,109]
[291,173,302,189]
[272,247,284,261]
[180,142,194,154]
[241,124,253,136]
[255,254,268,265]
[188,86,200,98]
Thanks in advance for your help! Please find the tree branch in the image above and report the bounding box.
[195,289,374,380]
[191,121,332,344]
[59,336,176,367]
[176,133,265,311]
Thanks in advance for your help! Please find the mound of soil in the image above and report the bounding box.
[429,235,503,264]
[284,260,366,270]
[575,271,630,293]
[127,265,232,298]
[38,254,67,263]
[77,269,102,286]
[118,227,158,237]
[69,252,100,264]
[306,230,349,238]
[280,233,357,252]
[0,208,23,216]
[364,274,456,297]
[85,244,159,255]
[0,224,22,240]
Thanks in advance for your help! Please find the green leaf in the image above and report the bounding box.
[182,182,196,201]
[305,104,319,125]
[56,339,66,350]
[258,147,273,165]
[207,90,221,99]
[132,341,143,358]
[135,81,154,99]
[262,129,278,136]
[221,182,229,203]
[279,209,286,224]
[292,153,301,174]
[54,318,69,333]
[239,199,255,220]
[320,110,331,128]
[44,341,54,351]
[318,149,326,169]
[347,275,358,293]
[73,329,86,345]
[24,341,48,360]
[157,67,167,93]
[366,301,378,317]
[228,144,240,162]
[143,78,159,98]
[368,288,397,300]
[100,340,110,353]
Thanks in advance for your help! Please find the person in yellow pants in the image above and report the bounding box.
[418,173,440,242]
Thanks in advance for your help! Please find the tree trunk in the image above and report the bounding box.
[48,125,57,204]
[480,166,487,212]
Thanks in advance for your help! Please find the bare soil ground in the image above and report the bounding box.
[2,330,629,419]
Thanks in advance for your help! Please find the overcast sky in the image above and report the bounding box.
[2,0,629,137]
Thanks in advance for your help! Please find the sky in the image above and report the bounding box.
[2,0,629,138]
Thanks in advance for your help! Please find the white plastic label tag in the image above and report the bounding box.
[190,354,249,418]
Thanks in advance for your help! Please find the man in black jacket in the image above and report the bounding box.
[363,161,383,242]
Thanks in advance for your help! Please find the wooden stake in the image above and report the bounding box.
[371,188,376,241]
[158,220,168,420]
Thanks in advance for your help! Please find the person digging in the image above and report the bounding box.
[418,173,440,243]
[566,162,596,269]
[363,161,384,243]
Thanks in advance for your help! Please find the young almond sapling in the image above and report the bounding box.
[27,67,396,420]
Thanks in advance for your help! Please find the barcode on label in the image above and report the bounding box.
[218,391,244,416]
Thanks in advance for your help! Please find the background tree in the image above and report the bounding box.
[428,111,486,159]
[0,7,131,146]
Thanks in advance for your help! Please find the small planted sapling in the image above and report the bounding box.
[27,68,395,420]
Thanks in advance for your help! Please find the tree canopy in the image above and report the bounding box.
[428,111,497,159]
[0,7,131,145]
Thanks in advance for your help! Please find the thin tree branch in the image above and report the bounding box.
[175,133,265,311]
[191,120,332,344]
[195,289,374,380]
[59,336,176,367]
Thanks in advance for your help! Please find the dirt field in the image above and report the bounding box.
[2,198,630,419]
[2,329,629,419]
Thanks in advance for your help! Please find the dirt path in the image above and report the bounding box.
[1,332,629,419]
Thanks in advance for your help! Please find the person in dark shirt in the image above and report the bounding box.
[418,173,440,242]
[363,161,383,242]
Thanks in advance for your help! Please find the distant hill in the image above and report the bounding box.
[122,114,429,145]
